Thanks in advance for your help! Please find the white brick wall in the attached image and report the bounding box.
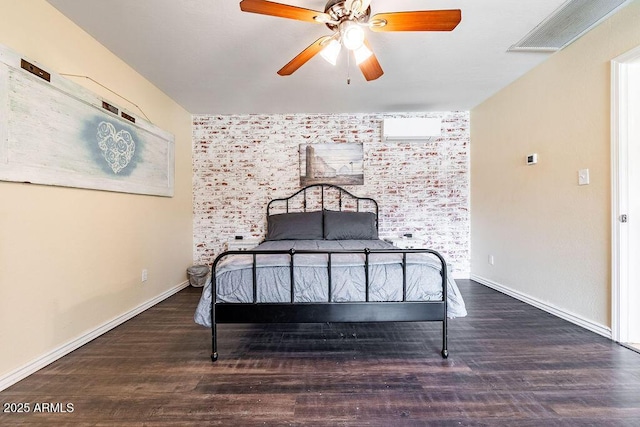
[192,112,469,276]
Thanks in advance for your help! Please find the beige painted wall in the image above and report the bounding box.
[0,1,193,379]
[471,0,640,329]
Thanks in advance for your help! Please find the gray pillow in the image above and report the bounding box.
[265,211,323,240]
[323,210,378,240]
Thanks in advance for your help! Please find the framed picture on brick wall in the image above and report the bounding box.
[299,143,364,186]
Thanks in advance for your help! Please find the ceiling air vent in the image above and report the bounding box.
[508,0,631,52]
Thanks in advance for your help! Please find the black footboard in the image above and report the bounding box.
[209,247,449,361]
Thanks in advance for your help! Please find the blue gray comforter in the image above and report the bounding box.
[194,239,467,327]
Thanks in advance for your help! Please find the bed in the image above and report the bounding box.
[195,184,466,361]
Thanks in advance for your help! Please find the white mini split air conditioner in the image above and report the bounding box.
[382,118,442,141]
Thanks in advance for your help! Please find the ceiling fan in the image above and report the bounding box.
[239,0,462,82]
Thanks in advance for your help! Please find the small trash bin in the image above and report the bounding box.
[187,265,209,287]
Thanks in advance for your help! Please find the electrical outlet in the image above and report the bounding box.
[141,269,148,282]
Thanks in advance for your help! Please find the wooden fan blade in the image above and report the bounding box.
[358,41,383,81]
[278,36,332,76]
[239,0,330,23]
[370,10,461,32]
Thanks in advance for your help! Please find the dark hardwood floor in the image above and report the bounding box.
[2,280,640,426]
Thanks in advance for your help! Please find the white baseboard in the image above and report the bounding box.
[470,274,612,339]
[0,280,190,392]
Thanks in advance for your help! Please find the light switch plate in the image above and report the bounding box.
[578,169,590,185]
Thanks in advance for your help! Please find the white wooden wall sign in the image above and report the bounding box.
[0,44,174,197]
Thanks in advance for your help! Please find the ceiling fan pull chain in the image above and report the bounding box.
[347,49,351,84]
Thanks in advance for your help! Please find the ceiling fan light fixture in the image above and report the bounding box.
[340,20,365,50]
[237,0,461,81]
[320,39,342,65]
[353,44,372,65]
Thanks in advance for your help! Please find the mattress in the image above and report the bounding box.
[194,239,467,327]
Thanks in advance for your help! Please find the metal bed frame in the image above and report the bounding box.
[210,184,448,361]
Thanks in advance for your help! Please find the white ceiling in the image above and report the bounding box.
[46,0,568,115]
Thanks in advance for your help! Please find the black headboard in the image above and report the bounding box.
[266,184,379,232]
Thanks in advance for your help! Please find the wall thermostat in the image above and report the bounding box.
[527,153,538,165]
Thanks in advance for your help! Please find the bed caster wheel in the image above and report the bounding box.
[441,349,449,359]
[211,352,218,362]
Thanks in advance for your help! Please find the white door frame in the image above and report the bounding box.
[611,45,640,343]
